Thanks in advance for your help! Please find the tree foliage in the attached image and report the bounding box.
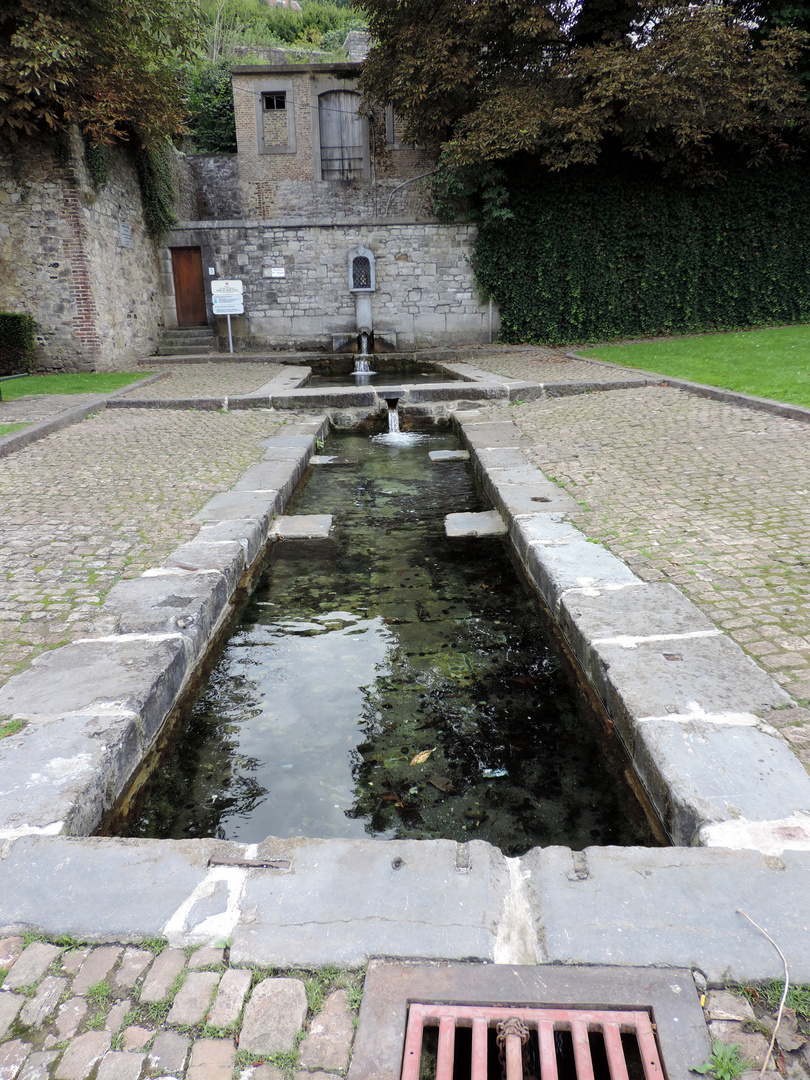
[361,0,810,184]
[186,59,238,153]
[0,0,199,147]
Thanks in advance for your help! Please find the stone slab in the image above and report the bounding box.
[0,936,24,968]
[460,420,528,450]
[428,450,470,462]
[55,1000,88,1040]
[0,837,215,939]
[0,711,141,834]
[102,573,229,657]
[239,979,307,1055]
[233,460,302,500]
[194,520,265,572]
[95,1052,144,1080]
[309,455,357,466]
[194,489,281,524]
[524,846,810,984]
[114,949,152,989]
[188,947,225,971]
[231,838,507,968]
[522,526,643,612]
[0,1040,31,1080]
[271,515,332,540]
[17,1052,57,1080]
[633,719,810,844]
[186,1039,235,1080]
[163,540,247,593]
[271,390,377,410]
[406,384,508,403]
[444,511,507,538]
[0,637,189,738]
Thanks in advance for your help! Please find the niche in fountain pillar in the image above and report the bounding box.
[348,245,375,343]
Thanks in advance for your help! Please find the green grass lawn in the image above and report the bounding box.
[0,422,28,437]
[579,324,810,408]
[0,371,150,400]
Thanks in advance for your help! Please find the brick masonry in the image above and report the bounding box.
[0,130,198,372]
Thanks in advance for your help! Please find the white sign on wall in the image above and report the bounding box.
[211,279,244,315]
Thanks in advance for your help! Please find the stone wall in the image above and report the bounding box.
[0,129,164,371]
[162,218,498,350]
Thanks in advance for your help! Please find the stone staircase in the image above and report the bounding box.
[155,326,215,356]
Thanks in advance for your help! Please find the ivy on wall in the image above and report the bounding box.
[0,313,37,376]
[473,161,810,344]
[131,140,178,239]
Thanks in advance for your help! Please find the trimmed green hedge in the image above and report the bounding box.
[474,161,810,345]
[0,313,37,376]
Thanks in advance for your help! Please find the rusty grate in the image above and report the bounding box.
[401,1002,665,1080]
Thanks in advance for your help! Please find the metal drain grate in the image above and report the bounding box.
[401,1003,665,1080]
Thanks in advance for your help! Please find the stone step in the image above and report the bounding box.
[155,344,212,356]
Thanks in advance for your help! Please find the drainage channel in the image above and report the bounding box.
[2,402,810,981]
[101,427,657,852]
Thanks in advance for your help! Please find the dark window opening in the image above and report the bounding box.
[263,92,286,111]
[352,256,371,290]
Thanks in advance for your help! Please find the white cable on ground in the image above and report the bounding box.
[737,908,790,1076]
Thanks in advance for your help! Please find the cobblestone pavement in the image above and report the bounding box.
[0,396,106,426]
[0,408,295,689]
[124,364,284,400]
[0,938,360,1080]
[493,380,810,766]
[460,345,640,382]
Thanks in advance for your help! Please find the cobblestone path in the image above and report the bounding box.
[496,378,810,766]
[0,409,294,689]
[0,938,359,1080]
[122,364,284,400]
[462,345,639,383]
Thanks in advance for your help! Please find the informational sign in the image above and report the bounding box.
[211,279,244,315]
[268,267,285,278]
[118,221,133,249]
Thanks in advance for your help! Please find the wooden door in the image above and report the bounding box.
[319,91,364,180]
[171,247,207,326]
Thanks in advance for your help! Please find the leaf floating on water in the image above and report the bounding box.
[410,747,436,765]
[428,773,453,793]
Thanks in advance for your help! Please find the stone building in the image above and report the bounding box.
[161,58,498,354]
[0,52,498,370]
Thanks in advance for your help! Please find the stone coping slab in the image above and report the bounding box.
[0,416,328,837]
[1,834,810,983]
[455,414,810,851]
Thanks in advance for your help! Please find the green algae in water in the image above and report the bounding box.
[113,431,657,854]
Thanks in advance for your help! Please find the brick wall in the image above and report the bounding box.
[163,219,498,350]
[0,129,165,371]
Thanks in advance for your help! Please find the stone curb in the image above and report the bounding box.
[566,350,810,424]
[0,418,328,837]
[0,375,168,460]
[455,413,810,850]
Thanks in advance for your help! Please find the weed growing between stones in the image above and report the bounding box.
[0,719,25,739]
[693,1038,750,1079]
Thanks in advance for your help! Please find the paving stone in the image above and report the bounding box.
[105,1001,132,1034]
[20,976,67,1026]
[705,991,756,1022]
[186,1039,235,1080]
[96,1052,145,1080]
[239,979,307,1055]
[60,950,89,976]
[121,1029,151,1053]
[206,968,251,1030]
[294,1073,344,1080]
[0,938,24,969]
[72,946,122,995]
[4,943,61,990]
[138,950,187,1004]
[0,1040,31,1080]
[0,993,25,1040]
[145,1031,190,1074]
[17,1051,57,1080]
[114,950,152,990]
[272,515,332,540]
[187,949,225,972]
[708,1021,771,1066]
[166,971,220,1027]
[55,999,88,1039]
[55,1032,111,1080]
[445,510,506,538]
[297,990,354,1073]
[239,1067,285,1080]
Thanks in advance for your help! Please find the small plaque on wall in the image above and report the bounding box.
[263,266,285,278]
[118,221,134,248]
